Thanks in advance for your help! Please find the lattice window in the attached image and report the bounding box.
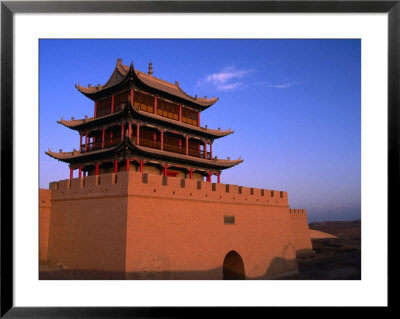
[157,98,179,120]
[134,91,154,113]
[114,91,130,112]
[182,106,198,126]
[96,97,112,117]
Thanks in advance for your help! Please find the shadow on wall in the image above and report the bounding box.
[39,256,299,280]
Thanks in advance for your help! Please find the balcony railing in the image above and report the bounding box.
[80,138,120,153]
[80,136,211,160]
[104,137,121,148]
[163,142,186,155]
[138,139,211,159]
[80,141,101,153]
[139,138,161,150]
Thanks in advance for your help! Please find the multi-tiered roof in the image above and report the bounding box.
[46,59,242,182]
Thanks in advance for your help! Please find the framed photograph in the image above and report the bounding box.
[1,0,395,317]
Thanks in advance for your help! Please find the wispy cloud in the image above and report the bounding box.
[197,67,254,92]
[258,81,303,89]
[197,67,302,92]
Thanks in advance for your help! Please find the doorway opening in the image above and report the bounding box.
[223,250,245,280]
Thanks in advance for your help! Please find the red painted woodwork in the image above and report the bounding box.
[102,127,105,149]
[167,171,178,177]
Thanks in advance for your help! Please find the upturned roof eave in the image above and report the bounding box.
[75,61,217,110]
[57,103,233,139]
[45,138,243,169]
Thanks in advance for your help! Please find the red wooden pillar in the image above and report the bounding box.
[94,101,97,117]
[217,173,220,184]
[179,138,182,150]
[85,132,88,152]
[197,111,200,127]
[130,89,134,106]
[140,160,144,175]
[70,168,73,180]
[189,169,193,179]
[79,133,82,151]
[154,96,157,114]
[121,122,124,141]
[160,130,164,150]
[128,122,132,138]
[210,143,213,159]
[111,95,115,113]
[185,136,189,155]
[95,163,99,176]
[114,160,118,173]
[163,165,168,176]
[126,158,130,171]
[136,123,140,144]
[78,166,82,178]
[101,127,105,149]
[207,172,212,182]
[204,142,207,159]
[179,105,182,121]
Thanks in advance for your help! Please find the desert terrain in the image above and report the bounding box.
[284,219,361,280]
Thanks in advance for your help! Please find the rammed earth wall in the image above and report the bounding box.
[41,171,312,279]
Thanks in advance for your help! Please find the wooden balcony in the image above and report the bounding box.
[80,137,120,153]
[139,138,161,150]
[163,142,186,155]
[80,137,212,160]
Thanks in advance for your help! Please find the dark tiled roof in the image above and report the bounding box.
[57,103,233,139]
[45,137,243,169]
[76,59,218,108]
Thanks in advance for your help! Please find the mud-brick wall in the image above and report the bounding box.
[289,209,313,256]
[39,189,52,262]
[46,173,130,279]
[124,171,299,279]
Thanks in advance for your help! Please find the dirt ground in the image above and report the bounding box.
[283,219,361,280]
[39,220,361,280]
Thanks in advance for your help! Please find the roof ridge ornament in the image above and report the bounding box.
[148,61,153,76]
[117,58,122,66]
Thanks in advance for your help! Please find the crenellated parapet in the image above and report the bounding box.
[50,171,289,207]
[289,208,308,219]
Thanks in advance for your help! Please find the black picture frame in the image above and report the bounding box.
[1,1,395,317]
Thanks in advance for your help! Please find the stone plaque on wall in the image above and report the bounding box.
[224,215,235,225]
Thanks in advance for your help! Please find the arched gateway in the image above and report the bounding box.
[223,250,245,280]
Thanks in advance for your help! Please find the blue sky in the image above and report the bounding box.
[39,39,361,222]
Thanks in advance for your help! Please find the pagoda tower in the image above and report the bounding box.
[46,58,243,182]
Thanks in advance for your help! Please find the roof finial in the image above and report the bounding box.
[148,61,153,76]
[117,58,122,66]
